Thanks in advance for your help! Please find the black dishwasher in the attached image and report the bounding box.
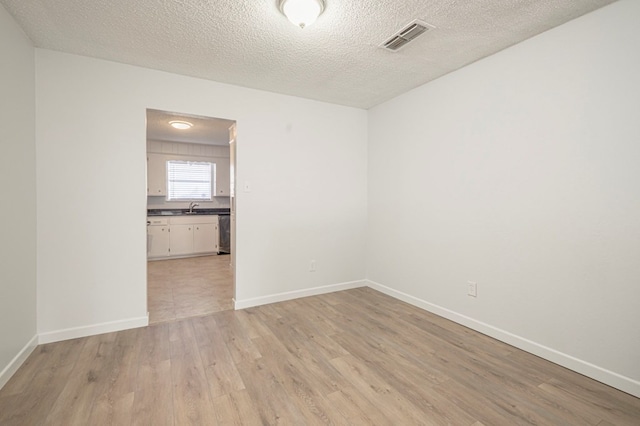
[218,214,231,254]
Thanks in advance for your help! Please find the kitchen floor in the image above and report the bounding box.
[147,255,233,324]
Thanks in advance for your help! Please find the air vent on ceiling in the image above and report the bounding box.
[380,19,435,52]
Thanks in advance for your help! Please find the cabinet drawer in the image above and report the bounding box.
[147,217,169,226]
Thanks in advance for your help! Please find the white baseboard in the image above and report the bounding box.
[234,280,366,310]
[366,279,640,398]
[0,334,38,390]
[38,315,149,344]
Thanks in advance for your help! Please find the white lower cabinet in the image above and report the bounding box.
[147,223,170,257]
[170,224,194,256]
[147,215,219,259]
[194,223,218,253]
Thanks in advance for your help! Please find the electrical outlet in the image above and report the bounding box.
[309,260,316,272]
[467,281,477,297]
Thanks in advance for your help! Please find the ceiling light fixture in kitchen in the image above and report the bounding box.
[279,0,325,29]
[169,120,193,130]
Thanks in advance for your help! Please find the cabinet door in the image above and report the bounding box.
[193,223,218,253]
[147,154,166,196]
[147,226,170,258]
[170,224,193,256]
[214,157,230,196]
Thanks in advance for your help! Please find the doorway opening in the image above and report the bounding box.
[145,109,236,324]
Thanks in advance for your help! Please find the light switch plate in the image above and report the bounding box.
[467,281,477,297]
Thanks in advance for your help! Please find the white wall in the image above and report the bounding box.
[367,0,640,396]
[35,50,368,340]
[0,4,37,387]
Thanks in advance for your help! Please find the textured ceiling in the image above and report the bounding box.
[147,109,234,146]
[1,0,616,109]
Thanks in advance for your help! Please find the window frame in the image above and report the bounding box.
[165,160,215,202]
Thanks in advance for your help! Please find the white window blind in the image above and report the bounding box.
[166,160,214,201]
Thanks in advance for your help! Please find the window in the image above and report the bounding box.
[166,160,214,201]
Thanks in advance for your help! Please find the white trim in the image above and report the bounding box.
[0,334,38,390]
[38,315,149,344]
[234,280,366,310]
[365,279,640,398]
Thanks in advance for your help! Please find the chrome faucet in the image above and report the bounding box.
[188,202,199,213]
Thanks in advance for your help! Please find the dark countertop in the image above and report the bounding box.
[147,208,231,216]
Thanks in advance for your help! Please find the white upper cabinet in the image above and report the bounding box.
[215,158,230,197]
[147,153,166,196]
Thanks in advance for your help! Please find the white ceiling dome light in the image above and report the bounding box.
[169,120,193,130]
[279,0,325,29]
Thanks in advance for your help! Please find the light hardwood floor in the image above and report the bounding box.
[1,288,638,425]
[147,255,234,324]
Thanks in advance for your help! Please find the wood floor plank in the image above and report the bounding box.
[265,313,350,364]
[292,297,346,336]
[329,297,450,368]
[236,357,308,424]
[249,341,346,425]
[401,309,514,360]
[250,334,349,424]
[137,321,171,366]
[0,337,84,398]
[597,420,621,426]
[404,326,568,425]
[131,359,173,426]
[169,319,214,425]
[430,378,530,425]
[234,307,277,339]
[211,393,243,425]
[86,328,141,425]
[330,354,438,425]
[326,387,394,425]
[330,332,479,424]
[331,330,447,386]
[0,360,76,425]
[44,333,117,425]
[194,315,246,398]
[88,391,135,426]
[227,389,264,424]
[214,310,262,365]
[335,328,483,424]
[255,324,351,397]
[539,379,640,426]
